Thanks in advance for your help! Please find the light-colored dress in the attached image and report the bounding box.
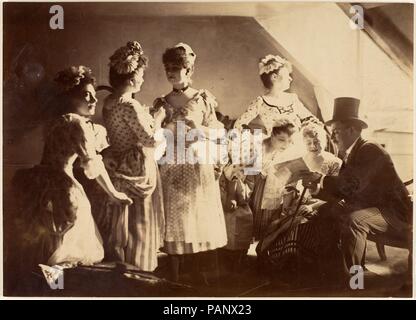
[303,151,342,177]
[12,113,105,268]
[236,93,320,240]
[234,93,316,135]
[153,89,227,255]
[102,94,165,272]
[73,122,110,240]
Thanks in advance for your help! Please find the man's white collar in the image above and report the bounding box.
[345,137,360,158]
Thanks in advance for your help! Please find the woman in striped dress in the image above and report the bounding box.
[100,41,166,272]
[249,118,298,240]
[257,122,342,280]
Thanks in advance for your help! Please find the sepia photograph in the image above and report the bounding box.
[1,0,414,301]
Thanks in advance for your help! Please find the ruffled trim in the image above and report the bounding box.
[93,124,109,153]
[154,89,217,107]
[153,89,219,125]
[82,155,105,179]
[197,89,218,109]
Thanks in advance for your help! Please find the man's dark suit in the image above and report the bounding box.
[317,137,412,268]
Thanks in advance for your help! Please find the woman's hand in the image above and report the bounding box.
[154,107,166,123]
[184,117,197,129]
[298,204,317,218]
[109,191,133,205]
[225,199,238,212]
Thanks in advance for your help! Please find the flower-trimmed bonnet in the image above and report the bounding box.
[258,54,292,75]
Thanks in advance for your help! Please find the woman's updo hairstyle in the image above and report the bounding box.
[162,43,196,71]
[262,117,297,149]
[271,117,297,137]
[301,120,327,148]
[258,54,292,89]
[53,65,96,116]
[54,65,96,94]
[108,41,148,89]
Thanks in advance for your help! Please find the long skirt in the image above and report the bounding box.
[98,147,165,272]
[258,214,320,272]
[257,204,342,279]
[161,163,227,255]
[249,174,280,240]
[11,166,104,270]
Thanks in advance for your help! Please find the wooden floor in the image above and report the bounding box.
[5,242,411,298]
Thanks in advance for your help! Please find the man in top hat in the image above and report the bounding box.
[301,97,412,275]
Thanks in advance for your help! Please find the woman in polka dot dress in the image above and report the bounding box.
[153,43,227,283]
[101,41,166,272]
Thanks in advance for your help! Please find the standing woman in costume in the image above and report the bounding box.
[153,43,227,283]
[101,41,166,272]
[234,54,318,134]
[10,66,132,285]
[234,54,320,241]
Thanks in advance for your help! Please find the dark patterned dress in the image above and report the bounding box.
[101,94,164,272]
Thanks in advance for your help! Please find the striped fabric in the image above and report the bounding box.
[101,94,165,272]
[250,175,280,240]
[103,185,164,272]
[267,220,320,270]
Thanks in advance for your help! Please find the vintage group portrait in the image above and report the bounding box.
[2,1,414,299]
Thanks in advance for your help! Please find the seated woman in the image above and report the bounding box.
[257,121,341,282]
[301,121,342,177]
[249,117,297,240]
[9,66,132,290]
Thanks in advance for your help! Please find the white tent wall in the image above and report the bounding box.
[255,2,413,180]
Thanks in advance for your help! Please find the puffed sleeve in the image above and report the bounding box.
[121,101,156,147]
[92,123,110,153]
[71,115,106,180]
[292,93,320,124]
[234,97,262,130]
[201,90,223,129]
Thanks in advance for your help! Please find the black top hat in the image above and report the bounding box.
[325,97,368,129]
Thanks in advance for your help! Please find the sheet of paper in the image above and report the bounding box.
[273,157,311,185]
